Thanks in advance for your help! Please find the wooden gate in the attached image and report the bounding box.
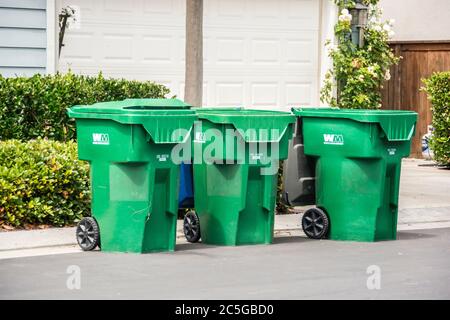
[381,41,450,158]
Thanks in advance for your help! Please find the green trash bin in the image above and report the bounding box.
[191,108,295,246]
[292,108,418,242]
[67,99,197,253]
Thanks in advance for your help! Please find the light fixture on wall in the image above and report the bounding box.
[349,0,369,48]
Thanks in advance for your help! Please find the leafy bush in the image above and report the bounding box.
[276,161,289,214]
[423,72,450,166]
[0,72,170,141]
[0,139,90,228]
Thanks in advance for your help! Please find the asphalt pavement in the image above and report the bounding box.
[1,227,449,300]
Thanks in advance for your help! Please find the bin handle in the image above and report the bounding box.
[379,122,416,142]
[142,124,194,144]
[235,126,290,143]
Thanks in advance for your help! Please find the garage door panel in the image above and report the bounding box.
[101,34,134,62]
[60,24,184,68]
[205,0,319,30]
[286,38,317,65]
[251,83,279,106]
[286,82,313,106]
[204,29,318,71]
[288,0,320,20]
[103,0,134,14]
[215,82,245,107]
[61,32,95,61]
[216,0,245,18]
[252,0,280,18]
[143,0,174,14]
[142,36,173,62]
[216,38,245,64]
[200,75,316,110]
[61,0,185,26]
[251,39,281,64]
[60,0,95,15]
[57,65,184,82]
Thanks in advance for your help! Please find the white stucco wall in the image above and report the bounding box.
[379,0,450,41]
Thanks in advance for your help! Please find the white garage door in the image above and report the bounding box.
[59,0,320,110]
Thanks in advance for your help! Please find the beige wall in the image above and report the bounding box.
[379,0,450,41]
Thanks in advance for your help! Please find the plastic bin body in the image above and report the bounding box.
[68,99,196,253]
[193,109,295,246]
[293,108,417,242]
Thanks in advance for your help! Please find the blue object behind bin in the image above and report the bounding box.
[179,163,194,208]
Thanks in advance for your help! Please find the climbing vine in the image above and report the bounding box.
[320,0,399,109]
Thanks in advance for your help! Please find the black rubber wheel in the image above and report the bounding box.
[76,217,100,251]
[302,208,329,240]
[183,210,201,243]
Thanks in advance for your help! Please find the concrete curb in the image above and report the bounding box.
[1,209,450,252]
[0,217,303,252]
[0,227,76,252]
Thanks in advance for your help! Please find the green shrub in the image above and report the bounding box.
[0,139,90,228]
[423,72,450,166]
[0,72,170,141]
[276,161,289,214]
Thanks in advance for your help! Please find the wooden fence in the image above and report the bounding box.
[381,41,450,158]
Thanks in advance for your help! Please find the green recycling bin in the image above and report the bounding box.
[68,99,197,253]
[191,108,295,246]
[292,108,417,242]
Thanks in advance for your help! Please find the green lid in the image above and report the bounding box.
[123,98,191,109]
[196,108,293,122]
[68,98,192,116]
[292,107,418,141]
[67,99,197,144]
[195,108,295,142]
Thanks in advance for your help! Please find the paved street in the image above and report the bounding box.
[1,159,449,299]
[1,227,449,300]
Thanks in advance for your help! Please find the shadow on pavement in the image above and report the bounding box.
[175,242,219,252]
[273,236,311,245]
[397,230,437,241]
[175,236,312,251]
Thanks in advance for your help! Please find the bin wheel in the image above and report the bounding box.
[183,210,201,243]
[76,217,100,251]
[302,208,329,240]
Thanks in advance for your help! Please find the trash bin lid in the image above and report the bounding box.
[292,107,418,142]
[69,98,192,115]
[123,98,192,109]
[195,108,295,142]
[67,99,197,144]
[196,108,294,121]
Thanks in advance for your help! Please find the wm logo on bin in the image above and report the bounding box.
[92,133,110,145]
[323,134,344,146]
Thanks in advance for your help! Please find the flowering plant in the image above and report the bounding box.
[320,0,399,109]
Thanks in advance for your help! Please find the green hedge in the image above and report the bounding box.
[0,72,170,141]
[0,139,90,228]
[423,72,450,166]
